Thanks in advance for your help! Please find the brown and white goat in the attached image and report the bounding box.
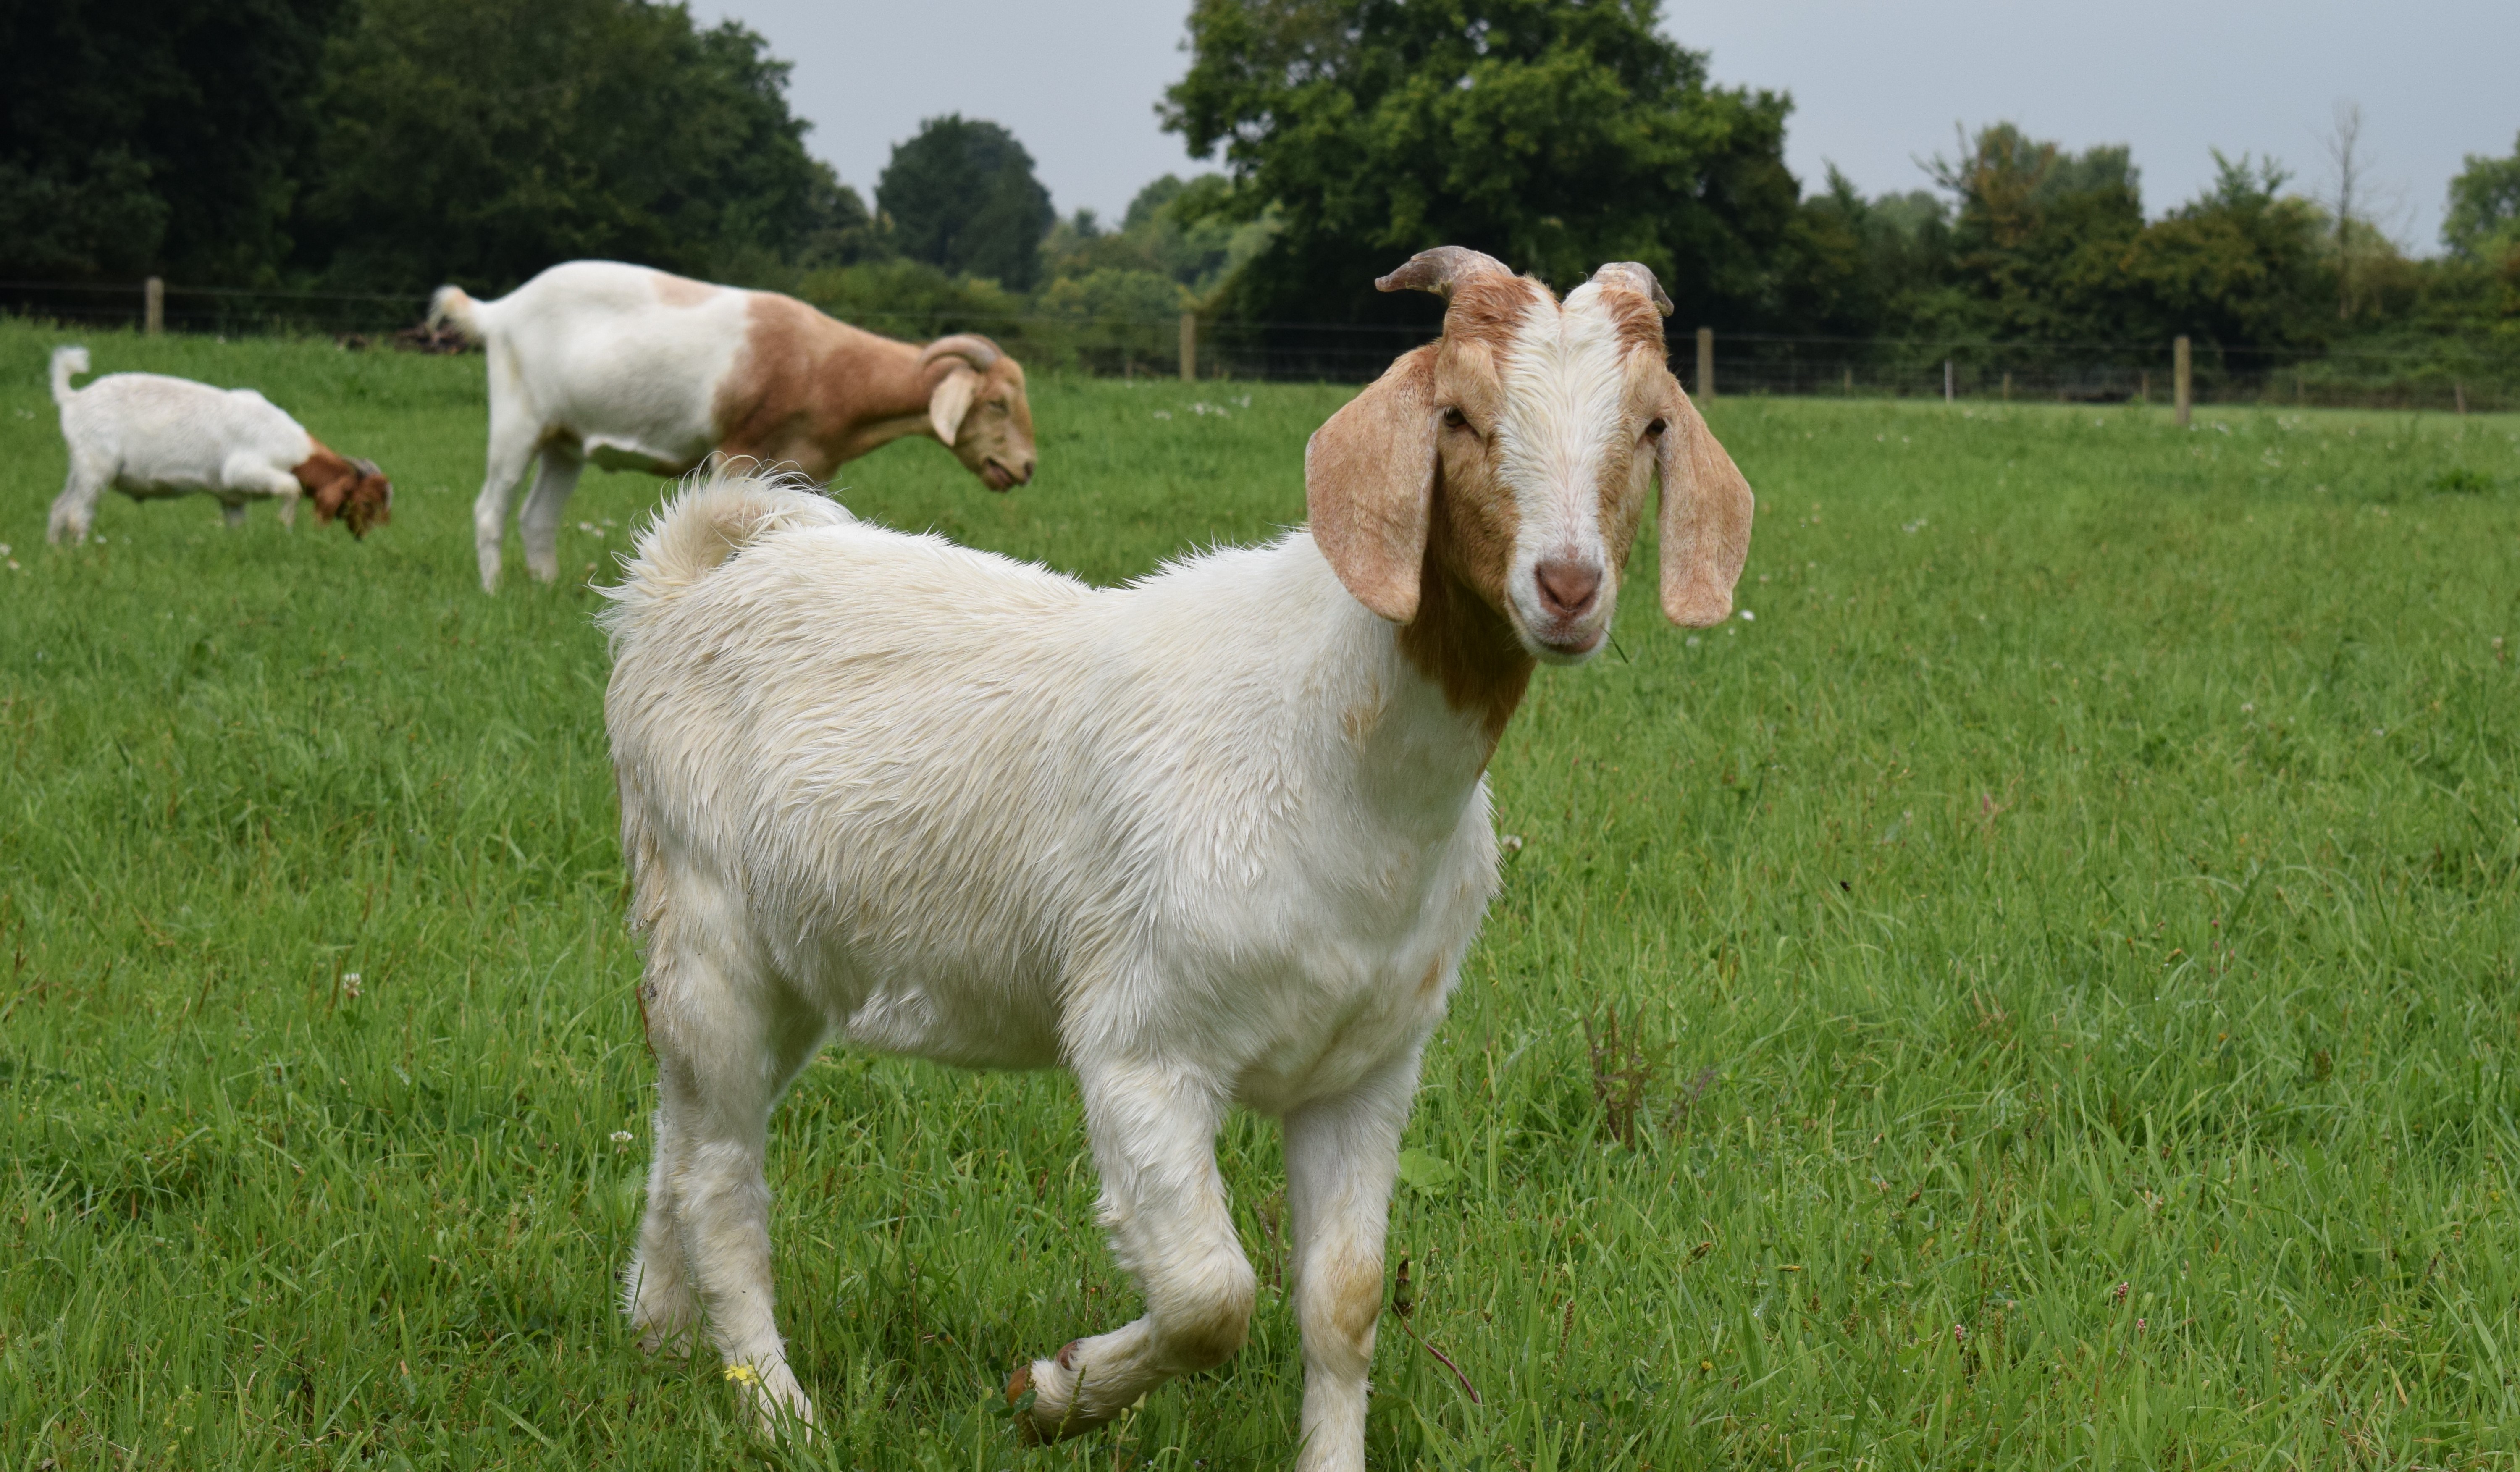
[47,346,392,544]
[596,248,1751,1469]
[428,260,1036,590]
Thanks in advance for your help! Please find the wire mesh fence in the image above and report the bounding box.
[2,279,428,340]
[8,278,2512,410]
[1707,334,2517,414]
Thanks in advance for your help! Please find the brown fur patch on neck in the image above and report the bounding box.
[1396,533,1534,746]
[291,443,354,496]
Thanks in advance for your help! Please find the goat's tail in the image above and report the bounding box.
[50,346,90,405]
[425,285,485,343]
[598,468,851,649]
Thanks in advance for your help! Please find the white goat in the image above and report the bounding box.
[599,248,1754,1469]
[428,260,1037,592]
[47,347,392,545]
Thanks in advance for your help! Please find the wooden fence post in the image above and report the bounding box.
[144,277,164,336]
[1695,327,1714,399]
[2455,382,2468,415]
[2174,335,2192,428]
[1943,359,1954,403]
[1179,312,1197,382]
[2001,370,2012,402]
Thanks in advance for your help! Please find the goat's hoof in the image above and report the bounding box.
[731,1360,816,1440]
[1004,1364,1042,1444]
[1006,1344,1088,1443]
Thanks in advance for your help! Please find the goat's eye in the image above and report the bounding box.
[1442,407,1469,430]
[1645,418,1668,438]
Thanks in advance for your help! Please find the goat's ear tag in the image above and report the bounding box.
[1305,349,1438,624]
[929,369,979,446]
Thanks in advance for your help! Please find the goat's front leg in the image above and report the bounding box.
[226,457,301,528]
[1283,1055,1419,1472]
[1011,1061,1254,1441]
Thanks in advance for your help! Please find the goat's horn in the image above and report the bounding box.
[1374,246,1513,300]
[918,334,1001,371]
[1589,261,1673,317]
[351,457,381,477]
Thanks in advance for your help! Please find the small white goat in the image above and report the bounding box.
[428,260,1037,592]
[47,347,392,545]
[599,249,1754,1469]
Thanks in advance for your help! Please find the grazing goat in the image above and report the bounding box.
[598,248,1754,1468]
[47,347,392,545]
[428,260,1037,591]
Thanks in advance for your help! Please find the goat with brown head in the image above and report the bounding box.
[1306,247,1754,731]
[293,448,394,539]
[918,334,1036,491]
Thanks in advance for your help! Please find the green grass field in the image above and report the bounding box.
[4,316,2519,1470]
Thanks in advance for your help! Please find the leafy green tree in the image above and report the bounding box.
[0,0,341,282]
[876,117,1055,292]
[1041,174,1278,302]
[298,0,837,292]
[1776,169,1953,338]
[2443,134,2520,263]
[2123,153,2329,351]
[793,257,1023,340]
[1922,124,2147,343]
[1160,0,1801,325]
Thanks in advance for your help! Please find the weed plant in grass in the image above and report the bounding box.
[3,317,2519,1469]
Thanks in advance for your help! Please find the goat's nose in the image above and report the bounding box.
[1534,558,1602,619]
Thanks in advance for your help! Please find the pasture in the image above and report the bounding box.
[3,316,2518,1470]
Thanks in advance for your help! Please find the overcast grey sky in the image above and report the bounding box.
[697,0,2519,252]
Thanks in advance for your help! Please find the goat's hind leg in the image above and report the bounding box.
[632,918,827,1434]
[47,455,111,544]
[1011,1058,1254,1441]
[517,445,585,584]
[472,395,544,591]
[622,1094,701,1356]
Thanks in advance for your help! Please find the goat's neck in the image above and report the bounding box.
[1311,551,1535,821]
[1396,557,1534,750]
[830,332,948,449]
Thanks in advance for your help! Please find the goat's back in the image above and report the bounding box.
[473,261,752,442]
[58,372,310,477]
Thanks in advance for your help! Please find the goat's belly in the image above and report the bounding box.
[585,436,707,477]
[835,971,1065,1072]
[114,472,221,501]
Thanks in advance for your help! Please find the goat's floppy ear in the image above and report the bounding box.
[1307,346,1439,624]
[929,368,980,446]
[309,468,352,526]
[1656,378,1754,627]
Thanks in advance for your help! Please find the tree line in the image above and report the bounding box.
[6,0,2515,371]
